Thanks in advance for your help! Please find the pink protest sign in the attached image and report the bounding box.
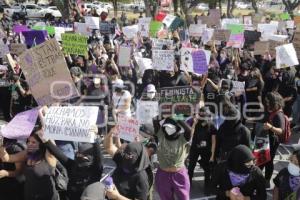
[0,108,39,139]
[116,116,139,142]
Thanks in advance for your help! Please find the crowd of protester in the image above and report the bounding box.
[1,3,300,200]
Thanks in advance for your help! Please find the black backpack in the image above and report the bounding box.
[54,160,69,191]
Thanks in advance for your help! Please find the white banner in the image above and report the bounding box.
[85,16,100,29]
[44,106,99,143]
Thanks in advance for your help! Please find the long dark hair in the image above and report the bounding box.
[26,132,46,161]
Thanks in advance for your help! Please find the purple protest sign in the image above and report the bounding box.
[0,108,39,139]
[192,50,208,74]
[22,30,47,47]
[13,25,30,34]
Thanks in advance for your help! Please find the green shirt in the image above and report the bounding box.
[157,129,189,169]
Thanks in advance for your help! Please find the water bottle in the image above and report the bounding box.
[104,176,114,192]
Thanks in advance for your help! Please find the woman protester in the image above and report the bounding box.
[212,145,266,200]
[0,131,59,200]
[273,145,300,200]
[104,127,152,200]
[38,125,103,200]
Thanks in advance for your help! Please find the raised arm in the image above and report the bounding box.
[0,147,27,163]
[104,127,119,157]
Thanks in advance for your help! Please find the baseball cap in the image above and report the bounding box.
[146,84,156,93]
[112,79,125,89]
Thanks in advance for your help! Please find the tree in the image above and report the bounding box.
[251,0,258,13]
[112,0,118,17]
[282,0,300,18]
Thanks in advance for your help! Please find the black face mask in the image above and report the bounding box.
[75,154,94,168]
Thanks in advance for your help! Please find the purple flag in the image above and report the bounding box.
[192,50,208,74]
[22,30,47,47]
[13,25,30,33]
[1,108,39,139]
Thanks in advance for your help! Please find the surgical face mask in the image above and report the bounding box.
[147,92,155,99]
[288,162,300,176]
[164,125,177,135]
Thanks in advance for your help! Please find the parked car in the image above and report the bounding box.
[83,3,108,15]
[196,3,209,11]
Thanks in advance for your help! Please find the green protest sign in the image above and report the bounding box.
[280,12,291,21]
[32,26,55,36]
[150,21,163,37]
[227,24,244,34]
[61,33,88,56]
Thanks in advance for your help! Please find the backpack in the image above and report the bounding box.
[269,110,291,144]
[54,160,69,191]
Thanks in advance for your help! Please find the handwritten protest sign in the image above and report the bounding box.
[227,33,244,48]
[254,41,269,55]
[116,116,139,142]
[202,28,214,44]
[74,22,91,36]
[100,21,114,35]
[276,43,299,69]
[44,106,99,143]
[10,43,27,56]
[138,17,151,37]
[118,45,131,67]
[149,21,163,37]
[231,80,245,95]
[293,31,300,58]
[152,50,174,71]
[22,30,47,47]
[213,29,230,41]
[257,24,278,35]
[188,24,206,37]
[123,25,139,40]
[152,38,173,49]
[159,86,199,116]
[19,39,79,105]
[62,33,88,56]
[0,108,38,139]
[32,26,55,36]
[85,16,100,29]
[180,48,208,74]
[136,100,159,124]
[13,25,30,33]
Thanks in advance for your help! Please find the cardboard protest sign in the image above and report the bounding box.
[208,9,221,26]
[149,21,163,37]
[54,27,65,41]
[10,43,27,56]
[118,45,131,67]
[213,29,230,41]
[138,17,151,37]
[32,26,55,36]
[116,115,139,142]
[202,28,214,44]
[136,100,159,124]
[44,106,99,143]
[0,108,38,139]
[13,25,30,33]
[85,16,100,29]
[254,41,269,55]
[152,38,173,49]
[74,22,91,36]
[100,21,114,35]
[159,86,200,116]
[61,33,88,56]
[276,43,299,69]
[19,39,79,105]
[22,30,47,47]
[152,50,174,71]
[123,25,139,40]
[188,24,206,37]
[293,31,300,58]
